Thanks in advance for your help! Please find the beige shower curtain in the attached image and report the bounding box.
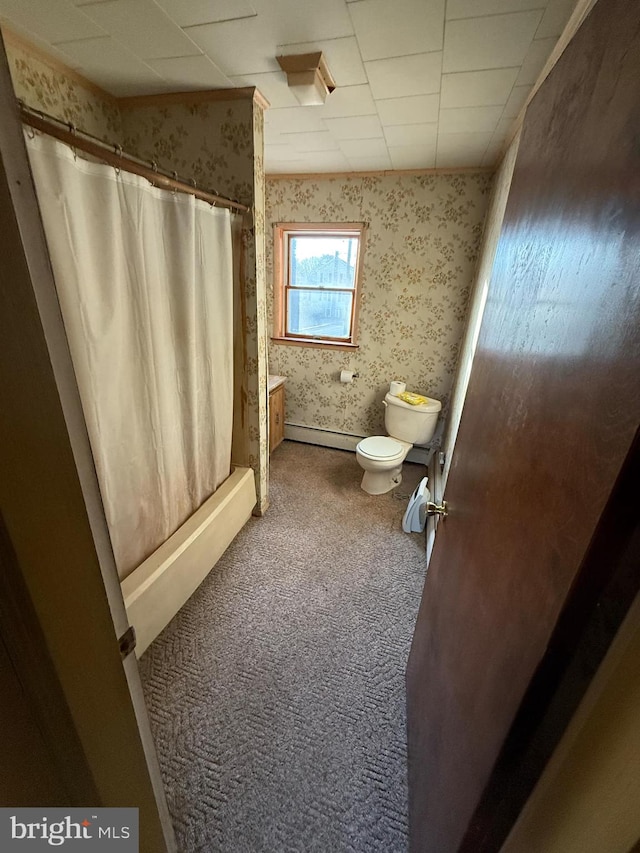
[27,131,234,579]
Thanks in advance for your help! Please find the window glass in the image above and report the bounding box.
[287,290,353,339]
[289,235,358,289]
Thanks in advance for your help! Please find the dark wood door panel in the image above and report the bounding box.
[407,1,640,851]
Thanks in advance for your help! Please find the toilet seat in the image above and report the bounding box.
[356,435,405,462]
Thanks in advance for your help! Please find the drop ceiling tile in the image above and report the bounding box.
[535,0,576,39]
[229,71,298,108]
[152,0,257,28]
[384,122,437,147]
[515,36,556,84]
[348,0,444,60]
[318,85,376,118]
[265,144,305,161]
[436,131,493,167]
[439,105,504,134]
[481,137,506,167]
[376,94,439,125]
[292,150,351,171]
[338,137,389,158]
[443,11,543,73]
[56,36,167,96]
[441,67,519,108]
[0,0,105,45]
[0,20,85,70]
[447,0,548,19]
[283,131,341,152]
[502,83,531,117]
[186,17,280,75]
[267,160,308,173]
[252,0,354,43]
[147,55,232,89]
[492,116,516,139]
[322,115,383,140]
[276,37,367,86]
[80,0,200,59]
[347,153,393,171]
[266,106,327,134]
[365,52,442,100]
[388,143,437,169]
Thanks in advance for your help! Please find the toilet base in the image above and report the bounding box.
[360,466,402,495]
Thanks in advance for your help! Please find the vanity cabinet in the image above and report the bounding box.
[268,376,286,454]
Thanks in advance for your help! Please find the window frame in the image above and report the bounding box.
[272,222,367,349]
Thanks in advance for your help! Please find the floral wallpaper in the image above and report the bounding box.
[4,35,121,140]
[266,172,492,438]
[120,95,269,512]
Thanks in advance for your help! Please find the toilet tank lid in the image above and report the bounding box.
[385,392,441,413]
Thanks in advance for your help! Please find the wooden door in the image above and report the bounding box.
[406,1,640,851]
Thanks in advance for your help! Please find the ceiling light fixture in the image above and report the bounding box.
[276,52,336,106]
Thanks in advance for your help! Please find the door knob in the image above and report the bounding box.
[426,501,448,518]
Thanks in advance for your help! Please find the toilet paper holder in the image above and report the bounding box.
[339,370,359,383]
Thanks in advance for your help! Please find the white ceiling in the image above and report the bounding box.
[0,0,577,173]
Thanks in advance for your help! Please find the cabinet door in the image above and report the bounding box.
[269,385,285,453]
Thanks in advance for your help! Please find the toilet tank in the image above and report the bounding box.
[384,392,441,445]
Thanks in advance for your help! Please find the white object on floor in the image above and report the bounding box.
[356,386,441,495]
[403,477,430,533]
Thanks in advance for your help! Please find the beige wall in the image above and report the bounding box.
[502,593,640,853]
[266,171,492,438]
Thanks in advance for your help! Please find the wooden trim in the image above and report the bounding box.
[498,0,598,159]
[266,166,494,180]
[272,222,366,346]
[274,221,366,230]
[122,467,256,657]
[118,85,269,110]
[351,223,367,344]
[271,336,359,351]
[0,25,117,104]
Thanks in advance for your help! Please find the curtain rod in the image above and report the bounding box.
[18,101,250,214]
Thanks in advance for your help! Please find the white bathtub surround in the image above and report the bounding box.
[122,467,256,656]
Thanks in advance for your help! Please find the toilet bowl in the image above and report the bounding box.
[356,386,442,495]
[356,435,412,495]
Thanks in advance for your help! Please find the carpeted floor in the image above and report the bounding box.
[139,441,427,853]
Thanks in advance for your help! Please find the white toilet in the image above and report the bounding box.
[356,386,441,495]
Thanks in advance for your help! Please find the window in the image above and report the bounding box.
[272,223,366,348]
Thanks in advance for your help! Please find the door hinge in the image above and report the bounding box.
[118,625,137,660]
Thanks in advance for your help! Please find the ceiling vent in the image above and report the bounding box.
[276,52,336,106]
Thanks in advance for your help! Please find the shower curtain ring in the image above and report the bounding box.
[69,122,78,160]
[26,126,36,140]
